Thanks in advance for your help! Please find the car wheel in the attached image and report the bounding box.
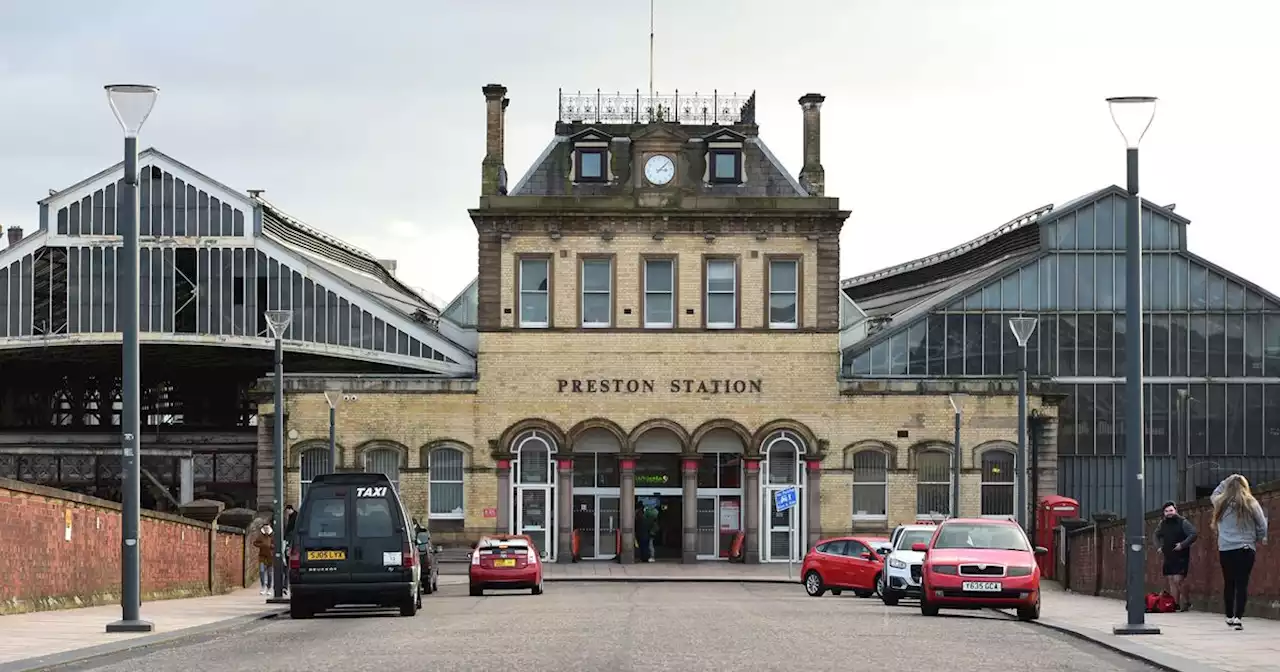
[400,595,418,617]
[469,586,483,597]
[289,600,314,620]
[532,581,544,596]
[881,590,900,607]
[431,575,438,593]
[803,571,826,597]
[874,573,885,597]
[416,589,423,610]
[423,577,434,595]
[920,594,940,617]
[1017,594,1041,622]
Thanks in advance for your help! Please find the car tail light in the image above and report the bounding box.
[402,541,416,568]
[526,547,538,564]
[471,549,481,565]
[288,546,300,570]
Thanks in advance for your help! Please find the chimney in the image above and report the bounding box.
[6,226,21,248]
[481,83,509,197]
[798,93,826,197]
[377,259,398,276]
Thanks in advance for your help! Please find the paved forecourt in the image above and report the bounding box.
[54,583,1155,672]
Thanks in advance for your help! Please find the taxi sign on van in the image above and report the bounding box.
[356,486,388,498]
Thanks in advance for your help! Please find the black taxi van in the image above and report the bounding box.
[287,472,422,618]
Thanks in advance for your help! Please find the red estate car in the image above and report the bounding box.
[913,518,1047,621]
[469,534,544,596]
[801,535,889,598]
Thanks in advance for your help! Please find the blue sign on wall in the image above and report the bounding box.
[774,487,798,512]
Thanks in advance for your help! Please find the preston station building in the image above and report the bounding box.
[2,83,1277,563]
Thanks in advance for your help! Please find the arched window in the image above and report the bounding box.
[363,446,401,490]
[851,450,888,521]
[429,447,465,518]
[762,430,805,485]
[980,448,1015,517]
[299,447,331,499]
[915,449,951,517]
[514,430,555,485]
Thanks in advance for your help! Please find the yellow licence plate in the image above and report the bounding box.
[495,558,516,568]
[307,550,346,561]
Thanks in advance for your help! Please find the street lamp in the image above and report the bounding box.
[1106,95,1160,636]
[264,309,293,604]
[947,395,961,518]
[104,84,159,635]
[323,390,341,472]
[1008,316,1038,530]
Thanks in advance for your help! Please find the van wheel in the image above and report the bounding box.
[804,571,826,597]
[400,595,418,617]
[289,600,313,619]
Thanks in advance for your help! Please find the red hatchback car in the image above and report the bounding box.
[913,518,1047,621]
[801,535,889,598]
[469,534,544,596]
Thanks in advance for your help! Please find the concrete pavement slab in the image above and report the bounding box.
[0,589,286,672]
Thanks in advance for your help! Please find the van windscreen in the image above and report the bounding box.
[306,496,346,539]
[355,497,396,538]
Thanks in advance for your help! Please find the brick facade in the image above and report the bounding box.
[1063,479,1280,619]
[0,477,252,614]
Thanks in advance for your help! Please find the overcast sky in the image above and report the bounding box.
[1,0,1276,304]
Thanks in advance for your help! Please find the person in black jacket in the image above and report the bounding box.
[1154,501,1198,611]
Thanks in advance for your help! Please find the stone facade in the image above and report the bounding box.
[259,83,1063,564]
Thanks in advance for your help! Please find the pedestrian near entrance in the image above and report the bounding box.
[1154,501,1197,611]
[253,522,274,595]
[634,508,651,563]
[1210,474,1269,630]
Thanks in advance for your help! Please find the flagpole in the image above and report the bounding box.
[648,0,654,103]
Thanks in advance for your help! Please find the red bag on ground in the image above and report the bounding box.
[1145,591,1177,613]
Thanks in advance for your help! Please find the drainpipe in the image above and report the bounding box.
[1028,411,1043,543]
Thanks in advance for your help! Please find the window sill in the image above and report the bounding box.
[581,323,611,329]
[518,322,549,329]
[706,323,737,330]
[430,513,465,520]
[769,322,798,330]
[852,515,887,522]
[643,323,674,329]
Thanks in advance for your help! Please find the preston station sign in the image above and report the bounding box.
[556,378,763,394]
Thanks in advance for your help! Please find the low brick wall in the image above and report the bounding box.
[0,477,252,615]
[1063,479,1279,619]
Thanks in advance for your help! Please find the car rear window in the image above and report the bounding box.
[355,498,397,538]
[480,540,529,552]
[306,496,347,539]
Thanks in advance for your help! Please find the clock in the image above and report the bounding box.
[643,154,675,185]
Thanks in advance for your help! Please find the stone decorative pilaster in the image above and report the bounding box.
[681,458,698,564]
[806,460,823,549]
[744,458,761,564]
[557,459,574,563]
[619,458,636,564]
[495,459,512,535]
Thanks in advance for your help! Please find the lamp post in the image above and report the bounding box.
[264,310,293,604]
[947,395,961,518]
[1107,95,1160,636]
[323,390,341,472]
[1008,316,1038,529]
[104,84,159,635]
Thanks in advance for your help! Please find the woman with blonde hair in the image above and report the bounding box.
[1210,474,1268,629]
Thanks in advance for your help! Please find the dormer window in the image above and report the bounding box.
[702,128,747,186]
[709,149,742,183]
[569,128,612,184]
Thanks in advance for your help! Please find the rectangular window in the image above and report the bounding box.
[767,258,799,328]
[580,257,612,327]
[710,150,742,183]
[575,149,606,182]
[643,257,675,328]
[704,258,737,329]
[518,257,550,327]
[355,498,396,538]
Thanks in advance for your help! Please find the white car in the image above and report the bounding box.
[877,525,938,605]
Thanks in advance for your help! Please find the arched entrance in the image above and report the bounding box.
[512,429,556,560]
[632,425,686,562]
[761,430,806,563]
[694,428,745,560]
[571,428,622,560]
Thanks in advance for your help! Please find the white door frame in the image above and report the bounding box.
[576,487,620,559]
[696,489,744,560]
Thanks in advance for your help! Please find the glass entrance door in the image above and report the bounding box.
[763,487,803,562]
[516,487,553,560]
[596,496,619,559]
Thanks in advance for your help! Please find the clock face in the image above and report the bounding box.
[644,154,675,185]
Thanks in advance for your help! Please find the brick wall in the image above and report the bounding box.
[0,477,251,615]
[1064,479,1279,619]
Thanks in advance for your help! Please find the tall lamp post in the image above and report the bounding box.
[105,84,159,635]
[947,395,961,518]
[323,390,341,472]
[264,310,293,604]
[1107,95,1160,636]
[1008,316,1038,529]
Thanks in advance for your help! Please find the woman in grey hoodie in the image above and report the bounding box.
[1210,474,1268,630]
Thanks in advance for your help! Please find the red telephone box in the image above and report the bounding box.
[1035,495,1080,579]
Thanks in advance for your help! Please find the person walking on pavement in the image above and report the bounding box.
[281,505,297,595]
[1211,474,1269,630]
[634,506,650,563]
[253,522,274,595]
[1154,501,1197,611]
